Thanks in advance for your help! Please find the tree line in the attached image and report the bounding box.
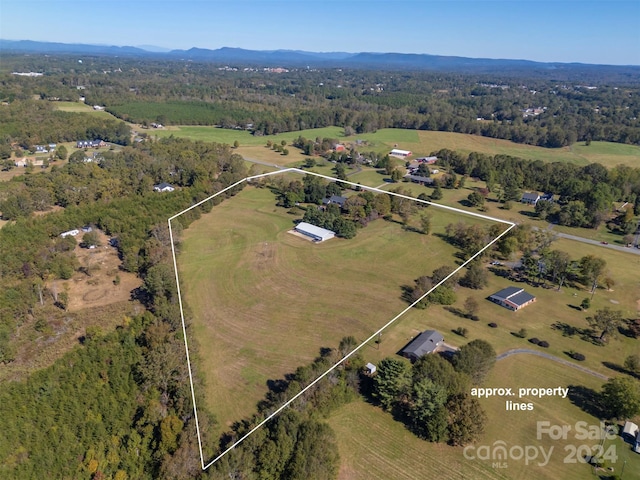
[435,149,640,229]
[0,99,131,153]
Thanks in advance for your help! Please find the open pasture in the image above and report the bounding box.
[177,184,499,435]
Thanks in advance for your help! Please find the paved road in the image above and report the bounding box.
[539,224,640,255]
[496,348,609,380]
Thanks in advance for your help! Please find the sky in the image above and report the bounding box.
[1,0,639,65]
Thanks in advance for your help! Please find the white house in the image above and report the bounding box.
[60,229,80,238]
[153,182,175,193]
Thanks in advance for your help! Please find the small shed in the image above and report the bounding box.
[623,421,639,438]
[365,363,377,375]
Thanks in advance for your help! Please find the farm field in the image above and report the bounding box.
[176,182,502,439]
[236,144,306,166]
[148,125,640,168]
[54,101,121,119]
[329,355,640,480]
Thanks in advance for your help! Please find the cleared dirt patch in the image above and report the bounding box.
[53,229,140,312]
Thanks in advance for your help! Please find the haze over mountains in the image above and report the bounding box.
[2,39,640,77]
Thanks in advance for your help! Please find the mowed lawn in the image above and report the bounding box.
[329,355,640,480]
[177,185,499,436]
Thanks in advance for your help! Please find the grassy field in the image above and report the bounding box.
[54,101,121,119]
[236,144,306,166]
[329,355,640,480]
[150,125,346,147]
[147,125,640,168]
[364,234,640,379]
[177,184,498,437]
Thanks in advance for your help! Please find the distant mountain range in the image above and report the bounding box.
[2,39,639,77]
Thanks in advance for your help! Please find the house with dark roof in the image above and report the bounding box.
[404,174,434,185]
[521,192,541,205]
[539,192,554,202]
[416,156,438,164]
[401,330,444,362]
[322,195,347,208]
[488,286,536,311]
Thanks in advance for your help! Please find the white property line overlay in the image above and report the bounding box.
[168,167,515,471]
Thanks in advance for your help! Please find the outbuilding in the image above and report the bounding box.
[365,363,377,375]
[294,222,335,242]
[390,148,412,158]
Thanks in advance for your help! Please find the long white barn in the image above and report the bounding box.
[294,222,335,242]
[389,148,412,158]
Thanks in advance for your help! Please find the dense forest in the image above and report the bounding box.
[1,54,639,148]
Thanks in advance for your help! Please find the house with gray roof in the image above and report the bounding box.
[521,192,541,205]
[401,330,444,361]
[322,195,347,208]
[404,174,434,185]
[488,286,536,311]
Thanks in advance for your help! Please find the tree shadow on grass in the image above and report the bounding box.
[567,385,604,418]
[444,306,468,319]
[602,361,640,380]
[518,210,537,218]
